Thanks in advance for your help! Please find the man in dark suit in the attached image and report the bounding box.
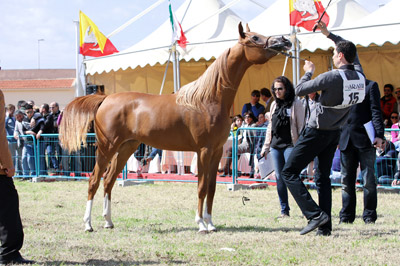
[339,79,384,224]
[0,90,34,265]
[260,87,273,113]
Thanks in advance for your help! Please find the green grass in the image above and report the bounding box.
[14,180,400,265]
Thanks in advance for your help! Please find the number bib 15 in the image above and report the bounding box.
[337,70,366,108]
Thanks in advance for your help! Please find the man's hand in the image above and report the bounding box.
[5,167,15,177]
[314,21,330,36]
[303,60,315,74]
[373,137,383,148]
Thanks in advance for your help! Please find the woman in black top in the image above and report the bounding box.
[261,76,305,217]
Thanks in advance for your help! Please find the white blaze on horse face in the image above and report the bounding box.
[83,200,93,232]
[103,193,114,229]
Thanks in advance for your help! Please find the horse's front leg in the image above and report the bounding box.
[195,148,211,234]
[103,193,114,229]
[203,147,222,232]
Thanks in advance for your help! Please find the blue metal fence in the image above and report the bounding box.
[6,128,400,189]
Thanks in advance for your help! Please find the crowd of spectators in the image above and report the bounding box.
[4,100,96,177]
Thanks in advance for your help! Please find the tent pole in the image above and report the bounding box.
[290,26,297,87]
[74,20,84,97]
[296,36,300,85]
[171,44,178,93]
[159,49,172,95]
[171,43,184,175]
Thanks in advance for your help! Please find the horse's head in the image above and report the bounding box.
[238,22,292,64]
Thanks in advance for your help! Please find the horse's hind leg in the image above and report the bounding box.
[204,147,223,232]
[102,140,139,229]
[84,148,116,232]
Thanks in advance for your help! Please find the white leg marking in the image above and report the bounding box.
[103,193,114,229]
[83,200,93,232]
[203,205,216,232]
[195,211,208,233]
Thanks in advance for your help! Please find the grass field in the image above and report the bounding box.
[14,179,400,265]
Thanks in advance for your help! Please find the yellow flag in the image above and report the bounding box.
[79,11,109,54]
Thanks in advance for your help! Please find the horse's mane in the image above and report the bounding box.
[176,48,233,110]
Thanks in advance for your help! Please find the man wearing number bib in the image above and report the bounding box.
[280,21,366,236]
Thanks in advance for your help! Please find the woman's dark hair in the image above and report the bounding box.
[243,111,257,123]
[271,76,295,106]
[232,114,243,123]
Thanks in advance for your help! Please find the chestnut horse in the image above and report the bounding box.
[59,23,291,233]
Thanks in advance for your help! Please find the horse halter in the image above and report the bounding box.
[238,33,272,49]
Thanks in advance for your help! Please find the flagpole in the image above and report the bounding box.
[74,20,84,97]
[290,26,297,87]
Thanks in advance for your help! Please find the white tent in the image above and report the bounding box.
[298,0,400,52]
[86,0,400,114]
[85,0,243,75]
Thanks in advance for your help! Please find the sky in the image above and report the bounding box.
[0,0,391,70]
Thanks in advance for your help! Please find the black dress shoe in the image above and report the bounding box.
[316,228,331,236]
[0,255,35,265]
[300,211,329,235]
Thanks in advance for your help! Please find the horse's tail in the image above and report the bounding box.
[59,94,107,152]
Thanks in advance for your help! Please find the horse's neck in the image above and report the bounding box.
[219,44,252,110]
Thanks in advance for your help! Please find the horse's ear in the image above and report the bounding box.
[246,23,251,32]
[238,22,246,39]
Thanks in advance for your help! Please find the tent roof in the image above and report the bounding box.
[298,0,400,52]
[85,0,244,75]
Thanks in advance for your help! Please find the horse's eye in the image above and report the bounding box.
[251,36,259,42]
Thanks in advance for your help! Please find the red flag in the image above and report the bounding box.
[79,11,118,57]
[289,0,329,31]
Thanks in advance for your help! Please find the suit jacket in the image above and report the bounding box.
[339,79,385,151]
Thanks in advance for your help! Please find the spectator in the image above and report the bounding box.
[390,112,400,151]
[16,100,26,110]
[254,113,269,168]
[260,76,305,218]
[302,91,320,123]
[260,88,273,113]
[230,115,243,132]
[376,140,398,185]
[395,87,400,113]
[20,104,38,176]
[241,90,265,118]
[13,110,25,175]
[5,104,19,174]
[37,104,56,174]
[146,147,163,163]
[221,111,257,177]
[50,102,62,173]
[380,83,397,127]
[330,148,341,184]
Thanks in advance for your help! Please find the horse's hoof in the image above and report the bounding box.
[198,230,209,235]
[104,225,114,229]
[85,228,94,232]
[208,228,217,233]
